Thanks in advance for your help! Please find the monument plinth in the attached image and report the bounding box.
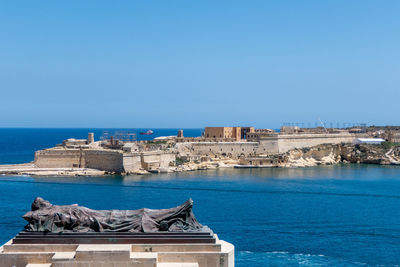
[0,198,234,267]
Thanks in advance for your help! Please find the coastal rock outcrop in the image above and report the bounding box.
[284,143,400,167]
[283,144,342,167]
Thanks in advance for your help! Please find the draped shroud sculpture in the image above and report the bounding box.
[22,197,204,233]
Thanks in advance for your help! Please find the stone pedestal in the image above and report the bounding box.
[0,234,234,267]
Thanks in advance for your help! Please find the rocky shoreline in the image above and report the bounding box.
[283,143,400,167]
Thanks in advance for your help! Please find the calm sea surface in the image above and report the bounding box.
[1,129,400,266]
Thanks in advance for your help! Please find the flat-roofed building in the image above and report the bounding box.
[204,126,254,141]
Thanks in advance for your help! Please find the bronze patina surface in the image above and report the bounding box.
[23,197,203,233]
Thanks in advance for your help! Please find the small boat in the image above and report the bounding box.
[140,130,154,135]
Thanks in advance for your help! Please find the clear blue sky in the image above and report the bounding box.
[1,1,399,128]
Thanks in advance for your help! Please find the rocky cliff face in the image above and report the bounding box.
[283,143,400,167]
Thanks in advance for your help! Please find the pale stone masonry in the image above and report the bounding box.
[0,236,234,267]
[34,148,175,173]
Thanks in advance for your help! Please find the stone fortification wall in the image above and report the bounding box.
[35,148,173,173]
[141,152,176,168]
[84,150,124,172]
[34,149,83,168]
[177,142,259,159]
[35,149,124,172]
[159,153,176,168]
[257,138,279,154]
[391,133,400,143]
[122,153,142,172]
[277,133,356,153]
[178,134,356,159]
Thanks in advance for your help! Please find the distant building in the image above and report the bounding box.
[240,127,255,139]
[246,129,276,142]
[280,126,300,134]
[204,127,254,141]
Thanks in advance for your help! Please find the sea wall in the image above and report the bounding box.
[35,148,174,173]
[34,149,83,168]
[35,149,123,172]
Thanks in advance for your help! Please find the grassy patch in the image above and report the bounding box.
[380,141,400,150]
[176,157,189,166]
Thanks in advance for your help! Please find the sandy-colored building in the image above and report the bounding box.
[204,127,254,141]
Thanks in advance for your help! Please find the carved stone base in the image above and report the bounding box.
[0,232,234,267]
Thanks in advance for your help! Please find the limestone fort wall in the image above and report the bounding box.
[276,133,355,153]
[34,149,83,168]
[181,142,259,158]
[179,133,356,158]
[141,152,176,168]
[84,150,124,172]
[122,154,142,172]
[35,148,174,173]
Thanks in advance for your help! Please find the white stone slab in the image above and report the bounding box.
[52,251,76,260]
[76,244,131,252]
[130,252,158,259]
[158,263,199,267]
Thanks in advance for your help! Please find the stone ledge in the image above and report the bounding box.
[52,252,76,261]
[76,244,131,252]
[131,244,221,252]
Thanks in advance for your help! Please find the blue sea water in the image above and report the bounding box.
[1,128,400,266]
